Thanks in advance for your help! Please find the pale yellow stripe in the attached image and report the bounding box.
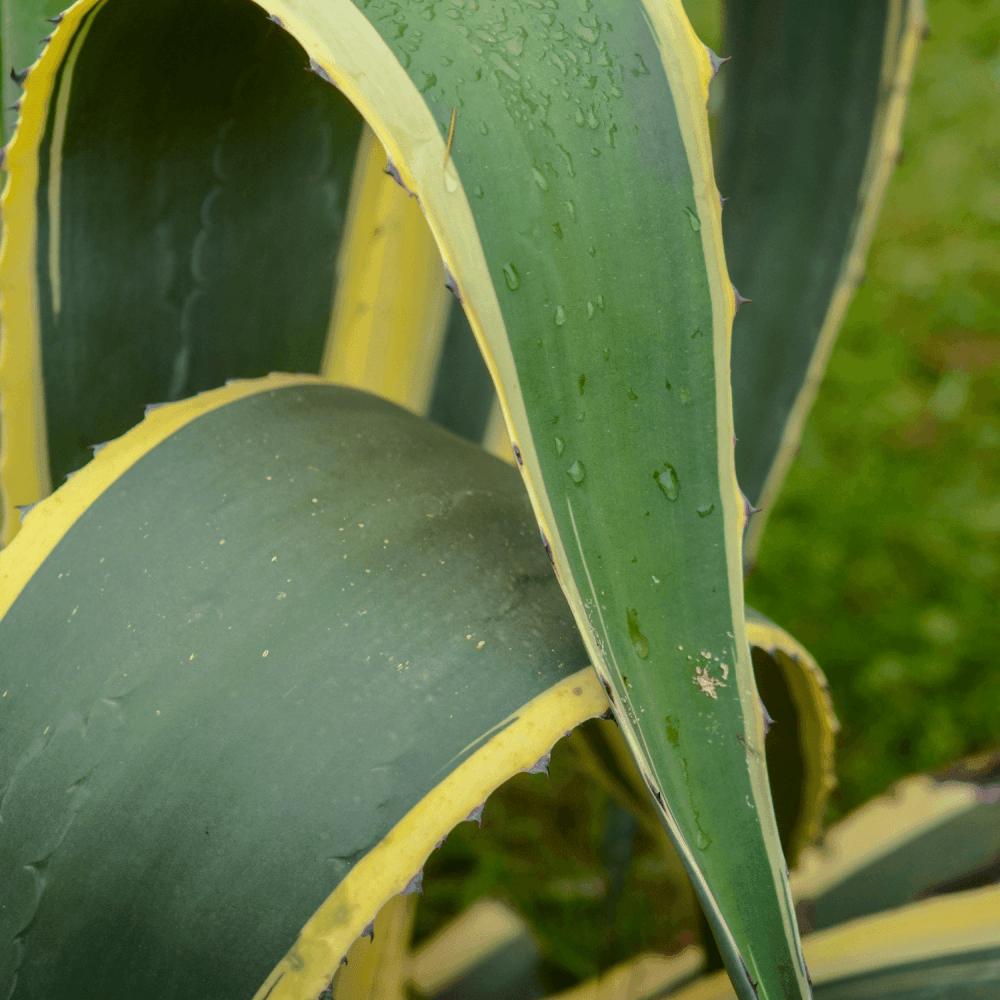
[666,882,1000,999]
[550,946,705,1000]
[790,773,978,902]
[331,894,417,1000]
[320,122,449,417]
[745,610,840,858]
[45,1,105,320]
[408,898,530,995]
[481,395,516,466]
[0,0,111,546]
[252,667,609,1000]
[743,0,925,564]
[0,373,321,617]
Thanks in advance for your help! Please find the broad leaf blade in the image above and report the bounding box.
[721,0,925,563]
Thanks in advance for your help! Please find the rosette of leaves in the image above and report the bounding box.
[0,0,923,997]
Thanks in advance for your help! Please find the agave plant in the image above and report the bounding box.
[5,0,991,998]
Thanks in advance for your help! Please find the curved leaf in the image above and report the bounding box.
[792,750,1000,934]
[0,376,608,999]
[720,0,925,563]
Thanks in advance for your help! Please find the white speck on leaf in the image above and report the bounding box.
[694,666,726,699]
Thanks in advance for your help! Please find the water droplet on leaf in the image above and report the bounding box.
[653,463,679,501]
[567,460,586,484]
[554,436,565,455]
[626,608,649,659]
[684,207,701,231]
[503,263,520,290]
[555,304,566,325]
[697,504,714,517]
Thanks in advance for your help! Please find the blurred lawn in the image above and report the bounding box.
[730,0,1000,820]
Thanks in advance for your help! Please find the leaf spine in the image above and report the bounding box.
[307,57,333,85]
[443,266,462,304]
[525,751,551,776]
[759,697,774,737]
[10,66,29,87]
[704,46,731,79]
[383,159,417,199]
[732,284,752,313]
[16,502,40,524]
[402,869,424,895]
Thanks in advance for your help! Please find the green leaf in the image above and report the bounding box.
[670,883,1000,999]
[0,0,365,541]
[0,377,608,999]
[721,0,925,564]
[792,749,1000,934]
[746,607,839,869]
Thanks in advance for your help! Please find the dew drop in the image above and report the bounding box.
[503,263,520,290]
[596,294,605,310]
[555,304,566,326]
[680,388,691,404]
[444,172,458,193]
[684,206,701,231]
[626,608,649,659]
[554,436,565,456]
[578,374,586,394]
[480,121,489,135]
[474,185,484,198]
[627,387,638,400]
[588,245,596,257]
[697,504,714,518]
[587,301,595,319]
[603,347,610,361]
[553,221,564,239]
[653,463,679,501]
[696,830,711,850]
[565,199,577,221]
[532,167,549,191]
[567,460,586,484]
[575,107,586,127]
